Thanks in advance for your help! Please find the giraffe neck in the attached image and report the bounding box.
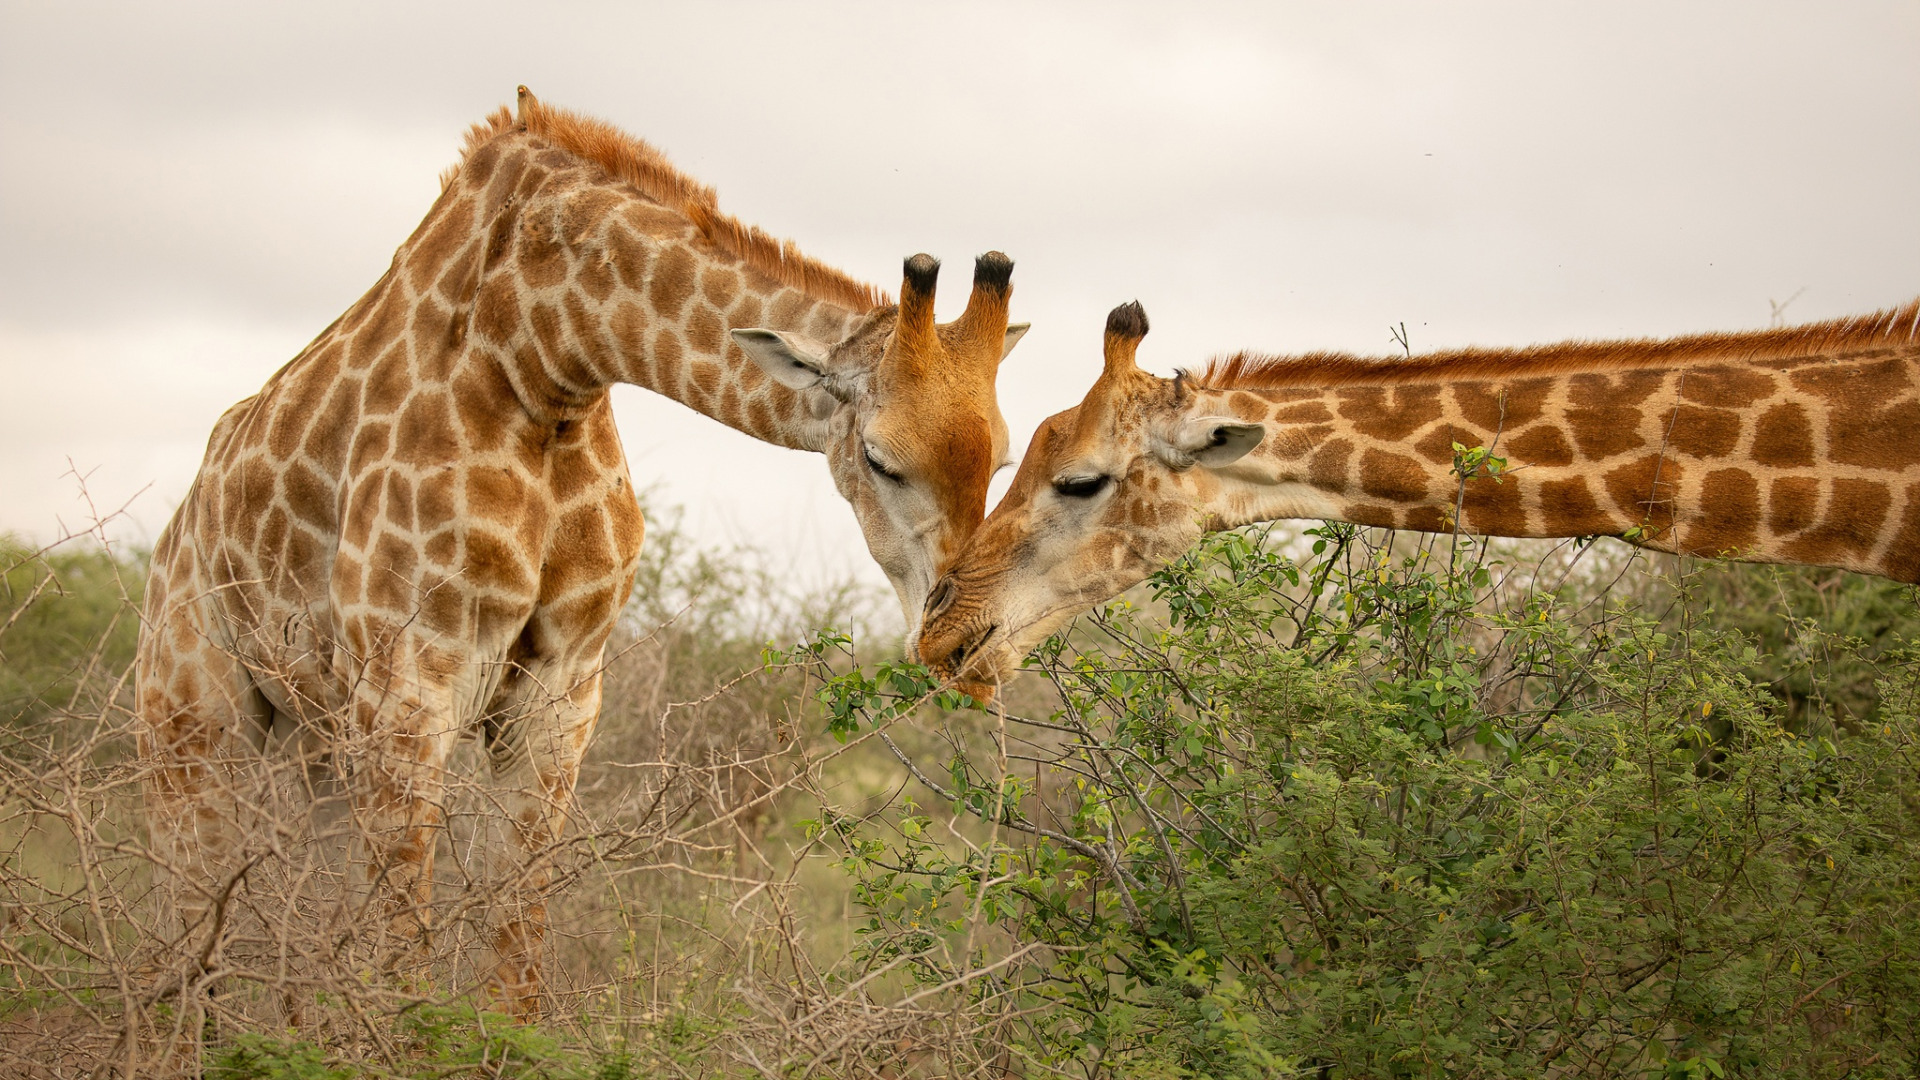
[351,128,870,453]
[1197,343,1920,581]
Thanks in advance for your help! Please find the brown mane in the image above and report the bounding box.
[1190,298,1920,389]
[444,89,888,314]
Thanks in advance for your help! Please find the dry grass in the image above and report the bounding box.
[0,498,1045,1079]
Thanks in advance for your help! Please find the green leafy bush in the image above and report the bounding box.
[0,534,144,734]
[206,1003,640,1079]
[1682,560,1920,730]
[789,528,1920,1077]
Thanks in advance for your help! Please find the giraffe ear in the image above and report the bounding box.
[1157,417,1265,469]
[732,329,847,398]
[1000,323,1031,362]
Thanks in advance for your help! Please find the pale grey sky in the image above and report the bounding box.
[3,1,1916,600]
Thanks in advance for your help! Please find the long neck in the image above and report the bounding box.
[1206,346,1920,581]
[376,130,867,452]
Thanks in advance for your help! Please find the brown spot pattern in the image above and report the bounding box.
[647,245,697,319]
[1781,479,1891,564]
[1308,439,1354,491]
[1334,385,1444,441]
[1536,477,1617,535]
[1413,423,1481,465]
[1768,476,1821,535]
[1452,378,1552,430]
[1681,366,1777,408]
[1666,405,1742,459]
[1504,425,1575,467]
[1828,399,1920,471]
[1752,403,1815,467]
[1603,455,1683,532]
[1884,485,1920,582]
[1358,449,1429,503]
[1462,476,1526,535]
[1689,470,1761,554]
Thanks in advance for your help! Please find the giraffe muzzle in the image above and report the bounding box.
[923,618,1002,704]
[950,622,997,670]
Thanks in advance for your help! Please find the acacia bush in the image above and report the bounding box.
[792,527,1920,1078]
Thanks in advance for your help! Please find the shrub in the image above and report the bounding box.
[0,534,144,735]
[793,527,1920,1077]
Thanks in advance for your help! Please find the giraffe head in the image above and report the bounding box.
[918,301,1270,699]
[732,253,1029,638]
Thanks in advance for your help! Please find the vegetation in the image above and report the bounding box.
[794,527,1920,1077]
[0,533,144,735]
[3,501,1919,1076]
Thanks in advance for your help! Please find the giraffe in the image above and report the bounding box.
[133,87,1027,1011]
[919,298,1920,700]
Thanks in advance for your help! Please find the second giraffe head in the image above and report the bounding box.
[733,252,1029,637]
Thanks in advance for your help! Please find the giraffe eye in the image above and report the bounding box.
[1053,475,1111,499]
[864,445,904,482]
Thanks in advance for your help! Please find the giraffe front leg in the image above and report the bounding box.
[134,591,284,1074]
[342,659,463,973]
[135,600,276,965]
[481,663,601,1018]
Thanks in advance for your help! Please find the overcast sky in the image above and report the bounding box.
[3,1,1916,604]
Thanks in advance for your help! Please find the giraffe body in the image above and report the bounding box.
[136,90,1023,1009]
[919,300,1920,698]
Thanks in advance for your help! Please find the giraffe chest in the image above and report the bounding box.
[181,401,644,724]
[329,426,644,653]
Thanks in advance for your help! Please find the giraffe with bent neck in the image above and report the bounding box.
[920,298,1920,699]
[135,88,1026,1009]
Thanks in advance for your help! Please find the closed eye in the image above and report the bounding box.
[865,445,905,482]
[1053,475,1111,499]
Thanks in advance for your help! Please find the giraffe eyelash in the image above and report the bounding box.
[864,445,904,482]
[1053,475,1111,499]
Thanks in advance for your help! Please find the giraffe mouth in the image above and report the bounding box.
[933,621,1002,704]
[951,622,999,670]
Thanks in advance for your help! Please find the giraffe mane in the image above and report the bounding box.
[442,96,890,314]
[1187,297,1920,389]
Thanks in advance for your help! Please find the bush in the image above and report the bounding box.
[1682,560,1920,731]
[795,527,1920,1077]
[0,501,913,1078]
[9,496,1918,1077]
[0,534,144,734]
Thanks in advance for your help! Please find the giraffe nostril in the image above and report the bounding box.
[924,575,957,621]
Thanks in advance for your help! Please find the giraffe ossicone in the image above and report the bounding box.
[920,297,1920,701]
[133,87,1026,1012]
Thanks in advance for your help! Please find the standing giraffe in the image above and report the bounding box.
[919,298,1920,698]
[135,88,1026,1008]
